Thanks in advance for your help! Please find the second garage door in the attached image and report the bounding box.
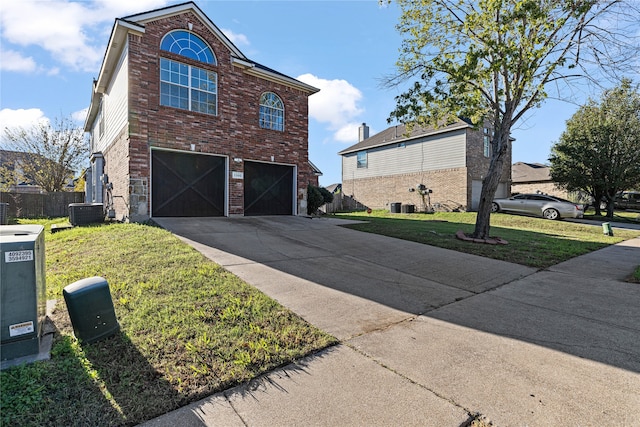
[152,149,226,217]
[244,161,294,216]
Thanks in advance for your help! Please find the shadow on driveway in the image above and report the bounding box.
[154,216,640,375]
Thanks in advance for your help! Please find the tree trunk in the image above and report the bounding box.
[473,154,505,239]
[472,119,510,240]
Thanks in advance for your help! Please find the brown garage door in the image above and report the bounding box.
[152,150,225,217]
[244,161,294,216]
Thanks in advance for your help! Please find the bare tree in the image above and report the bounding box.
[2,115,88,192]
[383,0,639,238]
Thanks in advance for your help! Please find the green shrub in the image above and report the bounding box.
[307,185,334,215]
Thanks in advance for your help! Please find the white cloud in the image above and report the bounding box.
[334,123,364,143]
[297,73,365,143]
[0,109,49,143]
[0,49,37,72]
[0,0,169,72]
[91,0,170,18]
[72,108,89,125]
[221,28,250,47]
[1,1,101,72]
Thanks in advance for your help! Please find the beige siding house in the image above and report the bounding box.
[339,121,512,212]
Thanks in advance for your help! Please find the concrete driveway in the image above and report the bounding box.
[147,216,640,427]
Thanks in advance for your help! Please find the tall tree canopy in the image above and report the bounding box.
[2,115,88,192]
[385,0,639,238]
[549,79,640,216]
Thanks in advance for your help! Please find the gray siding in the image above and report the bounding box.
[342,130,467,181]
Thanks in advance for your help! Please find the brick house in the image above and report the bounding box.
[84,2,319,221]
[511,162,571,199]
[339,121,512,212]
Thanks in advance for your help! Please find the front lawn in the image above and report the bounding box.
[333,211,640,268]
[1,220,336,427]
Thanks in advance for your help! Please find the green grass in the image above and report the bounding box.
[333,210,640,268]
[1,220,336,427]
[3,213,638,425]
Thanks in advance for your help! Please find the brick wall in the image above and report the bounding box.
[102,125,130,221]
[119,11,312,219]
[343,168,468,212]
[512,182,570,199]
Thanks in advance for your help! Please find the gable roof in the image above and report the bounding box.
[325,183,342,194]
[338,119,473,156]
[122,1,246,59]
[85,1,319,131]
[309,160,323,176]
[511,162,552,183]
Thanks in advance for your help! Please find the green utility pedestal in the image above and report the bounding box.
[0,225,46,361]
[63,277,119,344]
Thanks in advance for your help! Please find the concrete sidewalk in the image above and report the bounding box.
[144,216,640,426]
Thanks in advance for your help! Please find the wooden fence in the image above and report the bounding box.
[320,193,368,214]
[0,192,85,218]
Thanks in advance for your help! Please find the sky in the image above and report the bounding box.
[0,0,612,187]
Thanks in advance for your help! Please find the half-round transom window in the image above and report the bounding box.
[160,30,216,65]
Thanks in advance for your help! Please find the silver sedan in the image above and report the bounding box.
[491,194,584,220]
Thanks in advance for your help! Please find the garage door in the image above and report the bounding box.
[152,150,226,217]
[244,161,294,216]
[472,180,508,210]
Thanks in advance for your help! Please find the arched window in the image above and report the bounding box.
[159,30,217,115]
[160,30,216,65]
[259,92,284,131]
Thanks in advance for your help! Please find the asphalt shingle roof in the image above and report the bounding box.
[511,162,552,183]
[338,119,473,155]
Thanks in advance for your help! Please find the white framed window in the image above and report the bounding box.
[483,128,493,157]
[357,151,367,168]
[160,58,217,115]
[160,30,216,65]
[97,99,104,140]
[259,92,284,131]
[483,135,491,157]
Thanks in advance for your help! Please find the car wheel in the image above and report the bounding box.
[491,202,500,213]
[543,208,559,220]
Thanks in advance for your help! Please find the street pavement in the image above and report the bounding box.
[143,216,640,427]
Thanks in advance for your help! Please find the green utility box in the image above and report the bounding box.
[0,225,46,361]
[63,277,119,344]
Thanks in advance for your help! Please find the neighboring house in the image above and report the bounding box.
[84,2,320,221]
[511,162,571,199]
[0,150,75,193]
[338,121,512,212]
[325,183,342,195]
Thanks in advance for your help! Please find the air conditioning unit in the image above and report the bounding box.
[69,203,104,226]
[0,225,46,361]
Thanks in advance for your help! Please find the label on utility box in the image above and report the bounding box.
[9,321,34,337]
[5,250,34,263]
